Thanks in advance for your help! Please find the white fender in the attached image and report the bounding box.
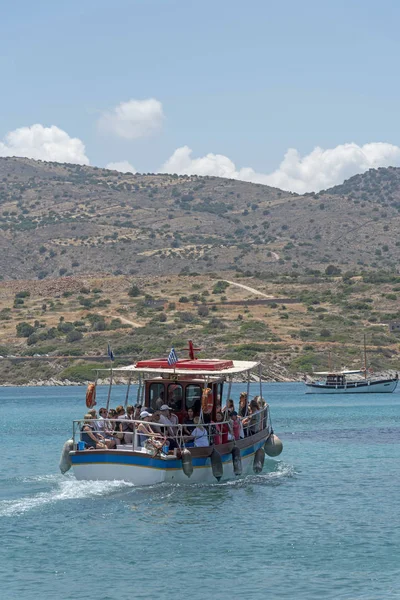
[59,439,74,474]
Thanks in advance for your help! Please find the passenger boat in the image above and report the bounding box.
[305,369,398,394]
[60,341,283,485]
[305,336,398,394]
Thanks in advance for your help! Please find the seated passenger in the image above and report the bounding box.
[80,414,114,449]
[158,405,179,449]
[242,400,261,436]
[222,399,235,418]
[121,405,135,444]
[136,411,164,449]
[188,417,209,447]
[238,393,248,418]
[230,411,243,440]
[183,408,195,435]
[133,403,142,419]
[213,411,229,445]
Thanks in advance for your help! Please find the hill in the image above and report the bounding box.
[1,157,400,281]
[0,270,399,385]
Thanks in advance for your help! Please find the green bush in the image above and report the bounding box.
[59,363,102,382]
[66,330,83,342]
[212,281,230,294]
[16,322,35,337]
[128,284,141,297]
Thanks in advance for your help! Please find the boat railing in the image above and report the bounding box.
[72,405,270,453]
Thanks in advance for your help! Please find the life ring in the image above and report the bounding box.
[201,387,213,414]
[86,383,97,408]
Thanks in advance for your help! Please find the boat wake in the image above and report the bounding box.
[0,462,296,517]
[0,475,135,517]
[214,461,297,488]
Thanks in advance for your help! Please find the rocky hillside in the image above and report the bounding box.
[0,157,400,281]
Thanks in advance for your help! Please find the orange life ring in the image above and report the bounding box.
[201,387,213,414]
[86,383,97,408]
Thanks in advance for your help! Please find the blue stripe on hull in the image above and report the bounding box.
[71,443,262,470]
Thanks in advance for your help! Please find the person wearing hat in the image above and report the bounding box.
[136,411,163,448]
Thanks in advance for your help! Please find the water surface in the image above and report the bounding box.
[1,383,399,599]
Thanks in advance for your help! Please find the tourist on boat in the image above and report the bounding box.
[155,391,165,410]
[136,411,164,449]
[109,406,125,441]
[98,408,108,431]
[97,408,120,444]
[222,399,235,418]
[188,417,209,447]
[255,397,268,428]
[230,411,242,440]
[213,411,230,445]
[158,405,180,449]
[133,404,142,419]
[80,414,114,449]
[183,407,195,435]
[242,400,261,436]
[87,408,99,430]
[120,405,135,443]
[238,393,248,418]
[159,405,175,432]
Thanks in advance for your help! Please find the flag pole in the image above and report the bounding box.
[106,342,114,411]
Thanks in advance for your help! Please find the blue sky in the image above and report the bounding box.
[1,0,400,192]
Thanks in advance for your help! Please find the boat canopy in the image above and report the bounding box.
[110,359,260,376]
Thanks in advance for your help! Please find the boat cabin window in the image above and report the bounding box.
[185,384,202,415]
[149,383,165,410]
[167,383,183,412]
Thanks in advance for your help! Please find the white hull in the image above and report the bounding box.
[306,379,398,394]
[71,441,269,485]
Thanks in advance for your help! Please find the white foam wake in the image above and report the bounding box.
[0,477,134,517]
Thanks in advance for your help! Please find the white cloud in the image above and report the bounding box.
[0,124,89,165]
[161,142,400,193]
[106,160,136,174]
[98,98,164,139]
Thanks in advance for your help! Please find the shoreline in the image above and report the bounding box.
[0,375,303,387]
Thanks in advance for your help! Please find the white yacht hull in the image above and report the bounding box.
[305,378,398,394]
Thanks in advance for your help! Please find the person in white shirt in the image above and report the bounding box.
[189,417,209,448]
[159,405,178,449]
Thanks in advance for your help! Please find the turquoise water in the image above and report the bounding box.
[1,383,400,600]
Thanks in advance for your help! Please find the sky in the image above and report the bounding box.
[1,0,400,192]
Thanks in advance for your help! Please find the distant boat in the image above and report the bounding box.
[305,336,399,394]
[305,369,398,394]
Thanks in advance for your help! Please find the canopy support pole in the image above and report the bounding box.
[106,368,113,411]
[124,377,132,408]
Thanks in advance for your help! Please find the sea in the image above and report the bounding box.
[1,383,399,600]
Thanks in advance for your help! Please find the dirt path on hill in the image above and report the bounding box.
[224,280,275,298]
[97,311,142,328]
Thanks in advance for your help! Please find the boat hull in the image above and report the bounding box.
[70,435,270,485]
[305,378,398,394]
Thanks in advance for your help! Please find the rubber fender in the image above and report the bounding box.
[253,447,265,474]
[181,448,193,478]
[211,449,223,481]
[264,434,283,457]
[59,439,74,474]
[232,446,242,476]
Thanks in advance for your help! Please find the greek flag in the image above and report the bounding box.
[107,343,115,361]
[167,347,178,366]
